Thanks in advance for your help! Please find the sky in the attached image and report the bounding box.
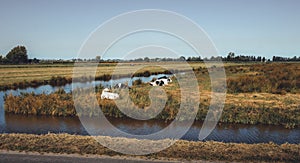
[0,0,299,59]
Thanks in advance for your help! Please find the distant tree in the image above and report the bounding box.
[95,56,101,62]
[256,56,262,62]
[187,56,202,62]
[135,58,143,62]
[144,57,150,62]
[28,58,40,64]
[179,56,186,61]
[198,56,202,61]
[0,55,3,64]
[6,46,28,64]
[262,57,266,62]
[227,52,235,61]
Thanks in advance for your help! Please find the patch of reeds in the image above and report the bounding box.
[4,89,75,116]
[226,63,300,94]
[4,85,300,127]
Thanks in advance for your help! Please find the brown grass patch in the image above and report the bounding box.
[0,133,298,162]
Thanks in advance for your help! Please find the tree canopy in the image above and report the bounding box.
[6,46,28,64]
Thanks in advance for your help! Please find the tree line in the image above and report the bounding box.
[272,56,300,62]
[1,46,299,64]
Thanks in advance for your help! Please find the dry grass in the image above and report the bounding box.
[5,86,300,127]
[0,133,298,162]
[0,62,197,86]
[200,91,300,111]
[226,63,300,93]
[0,62,248,87]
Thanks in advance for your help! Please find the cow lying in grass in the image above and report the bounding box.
[101,88,119,100]
[149,76,172,86]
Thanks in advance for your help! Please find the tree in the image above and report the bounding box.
[144,57,150,62]
[179,56,186,61]
[227,52,235,61]
[95,56,101,62]
[0,55,3,64]
[6,46,28,64]
[256,56,262,62]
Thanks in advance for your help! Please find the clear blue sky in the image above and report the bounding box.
[0,0,299,59]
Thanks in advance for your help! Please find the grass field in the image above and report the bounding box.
[1,62,299,93]
[0,62,247,87]
[0,133,299,162]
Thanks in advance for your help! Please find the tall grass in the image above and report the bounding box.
[4,89,75,116]
[226,63,300,94]
[4,83,300,127]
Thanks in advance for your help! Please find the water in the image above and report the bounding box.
[0,74,299,144]
[1,114,299,144]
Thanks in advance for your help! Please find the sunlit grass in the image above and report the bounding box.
[0,133,299,162]
[0,62,250,87]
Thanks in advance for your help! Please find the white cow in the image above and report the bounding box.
[101,88,119,100]
[149,77,172,86]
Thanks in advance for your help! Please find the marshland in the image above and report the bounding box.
[0,61,299,162]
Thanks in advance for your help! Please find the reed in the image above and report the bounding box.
[4,83,300,127]
[226,63,300,94]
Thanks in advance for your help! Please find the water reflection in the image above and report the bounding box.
[1,114,299,144]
